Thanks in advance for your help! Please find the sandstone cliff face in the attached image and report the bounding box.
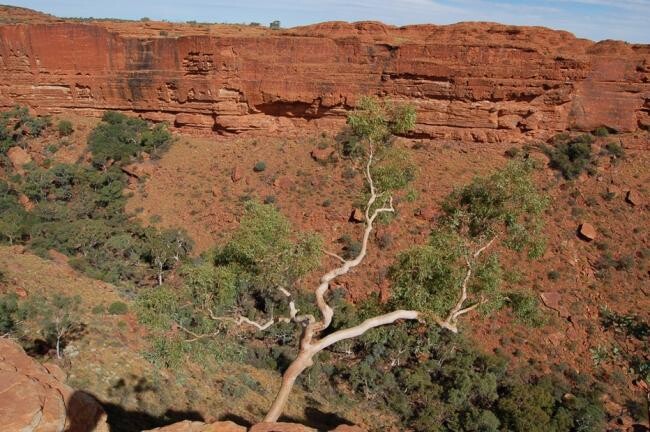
[0,10,648,142]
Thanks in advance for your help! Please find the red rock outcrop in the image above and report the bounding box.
[0,7,648,142]
[146,421,366,432]
[0,338,109,432]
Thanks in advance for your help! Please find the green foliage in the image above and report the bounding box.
[331,324,604,432]
[142,228,193,284]
[496,374,605,432]
[339,235,362,260]
[593,127,609,137]
[347,96,416,143]
[604,142,625,160]
[216,201,322,297]
[0,293,19,334]
[600,308,649,382]
[57,120,74,136]
[0,181,30,244]
[253,161,267,172]
[3,157,189,286]
[0,106,50,155]
[443,160,547,257]
[137,201,323,364]
[508,291,546,327]
[390,230,466,315]
[108,301,128,315]
[88,111,172,165]
[600,309,649,340]
[545,134,596,179]
[25,294,84,357]
[370,146,416,192]
[391,229,505,319]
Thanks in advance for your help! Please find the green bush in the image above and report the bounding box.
[593,127,609,137]
[1,106,50,155]
[108,301,128,315]
[508,291,546,327]
[57,120,74,136]
[332,324,604,432]
[88,112,172,165]
[604,142,625,160]
[0,293,19,334]
[5,159,189,286]
[544,134,595,179]
[253,161,266,172]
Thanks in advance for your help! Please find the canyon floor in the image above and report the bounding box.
[1,109,648,430]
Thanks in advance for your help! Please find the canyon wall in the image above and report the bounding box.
[0,10,649,142]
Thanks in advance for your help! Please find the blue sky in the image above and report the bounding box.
[6,0,650,43]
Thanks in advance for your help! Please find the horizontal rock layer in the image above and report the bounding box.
[0,11,649,142]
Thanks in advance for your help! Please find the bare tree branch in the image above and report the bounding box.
[174,321,220,342]
[324,250,346,264]
[439,237,496,332]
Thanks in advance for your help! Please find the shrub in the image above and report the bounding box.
[1,106,50,155]
[216,202,322,296]
[339,235,362,260]
[604,142,625,160]
[593,127,609,137]
[57,120,74,136]
[253,161,266,172]
[334,324,604,432]
[0,293,19,334]
[547,270,560,281]
[88,112,172,165]
[108,301,128,315]
[508,291,546,327]
[544,134,595,179]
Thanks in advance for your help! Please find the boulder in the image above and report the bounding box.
[273,175,295,190]
[250,423,317,432]
[0,338,109,432]
[231,167,243,183]
[578,223,597,241]
[540,291,570,318]
[48,249,69,266]
[416,206,438,221]
[121,161,156,179]
[310,147,336,163]
[18,193,34,211]
[606,185,621,198]
[145,420,366,432]
[625,190,642,206]
[145,420,246,432]
[349,208,365,223]
[7,146,32,174]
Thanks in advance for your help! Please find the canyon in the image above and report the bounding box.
[0,6,649,142]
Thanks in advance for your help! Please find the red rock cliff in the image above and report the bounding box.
[0,8,648,142]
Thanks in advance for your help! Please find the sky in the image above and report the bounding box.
[5,0,650,43]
